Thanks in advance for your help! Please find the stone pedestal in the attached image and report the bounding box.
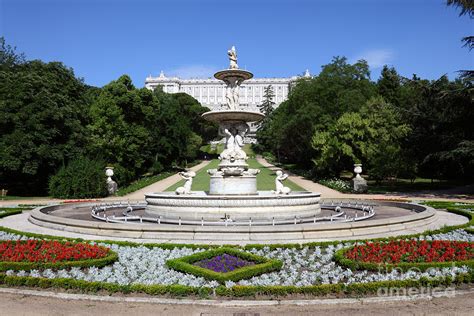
[352,177,368,193]
[209,175,257,195]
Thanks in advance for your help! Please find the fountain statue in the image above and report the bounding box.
[175,171,196,195]
[274,170,291,195]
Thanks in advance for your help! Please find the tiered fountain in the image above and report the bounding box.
[144,46,322,223]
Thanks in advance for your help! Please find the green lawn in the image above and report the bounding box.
[166,158,304,192]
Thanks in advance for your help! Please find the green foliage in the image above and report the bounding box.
[48,157,108,199]
[256,57,376,168]
[0,270,470,298]
[399,76,473,180]
[166,247,282,283]
[311,96,410,178]
[87,80,215,185]
[0,58,89,195]
[318,178,352,193]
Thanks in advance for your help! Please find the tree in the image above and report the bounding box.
[311,97,410,179]
[87,76,214,185]
[0,37,25,70]
[256,57,376,168]
[0,60,89,195]
[446,0,474,80]
[399,75,474,180]
[377,65,402,107]
[258,85,275,117]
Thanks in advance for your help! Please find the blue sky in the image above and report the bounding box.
[1,0,472,87]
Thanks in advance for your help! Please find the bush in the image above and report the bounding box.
[48,157,108,199]
[319,178,352,193]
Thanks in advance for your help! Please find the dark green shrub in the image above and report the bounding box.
[48,157,108,198]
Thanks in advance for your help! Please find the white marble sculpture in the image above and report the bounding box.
[275,170,291,194]
[228,46,238,69]
[220,125,247,162]
[175,171,196,195]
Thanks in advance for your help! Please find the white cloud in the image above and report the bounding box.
[352,49,395,69]
[165,65,218,79]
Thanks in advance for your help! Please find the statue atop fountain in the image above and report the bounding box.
[228,46,238,69]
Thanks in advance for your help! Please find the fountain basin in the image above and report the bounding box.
[214,69,253,81]
[145,191,321,221]
[202,110,265,123]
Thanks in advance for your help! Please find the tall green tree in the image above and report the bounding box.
[256,57,376,168]
[311,96,410,178]
[0,60,89,194]
[446,0,474,80]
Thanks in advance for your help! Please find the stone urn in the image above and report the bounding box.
[105,167,118,195]
[352,163,367,193]
[354,164,363,179]
[105,167,114,183]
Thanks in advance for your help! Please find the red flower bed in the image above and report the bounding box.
[345,240,474,264]
[0,240,110,263]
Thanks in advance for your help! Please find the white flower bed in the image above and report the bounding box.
[1,228,473,288]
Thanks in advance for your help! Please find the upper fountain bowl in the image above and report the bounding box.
[214,69,253,81]
[202,110,265,123]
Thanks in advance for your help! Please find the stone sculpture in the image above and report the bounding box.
[228,46,238,69]
[175,171,196,195]
[275,170,291,194]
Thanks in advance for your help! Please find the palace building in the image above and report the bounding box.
[144,69,311,111]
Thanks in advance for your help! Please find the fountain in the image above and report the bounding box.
[25,47,448,243]
[144,46,322,222]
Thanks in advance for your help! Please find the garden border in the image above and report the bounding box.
[166,247,282,283]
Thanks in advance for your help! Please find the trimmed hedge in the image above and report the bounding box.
[333,245,474,272]
[166,247,282,283]
[0,269,472,298]
[0,248,118,272]
[0,209,23,219]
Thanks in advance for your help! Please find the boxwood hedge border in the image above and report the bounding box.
[166,247,282,283]
[0,270,472,298]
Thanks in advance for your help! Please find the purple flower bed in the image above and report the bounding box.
[193,253,256,273]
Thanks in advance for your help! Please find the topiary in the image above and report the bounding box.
[48,157,108,198]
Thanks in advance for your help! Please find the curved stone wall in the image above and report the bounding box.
[28,201,441,243]
[144,191,322,220]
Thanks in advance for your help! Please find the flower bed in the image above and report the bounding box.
[166,247,282,283]
[0,240,117,271]
[335,240,474,272]
[194,253,255,273]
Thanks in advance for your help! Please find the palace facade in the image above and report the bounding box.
[144,70,311,111]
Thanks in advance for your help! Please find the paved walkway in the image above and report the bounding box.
[256,157,474,203]
[0,287,473,315]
